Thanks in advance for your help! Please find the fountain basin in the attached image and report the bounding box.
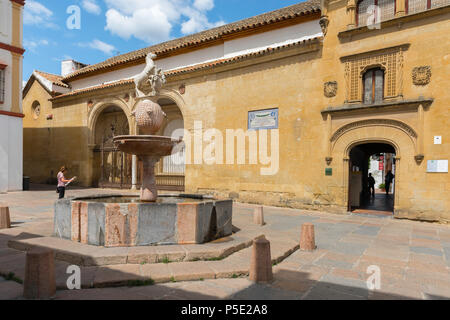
[54,195,233,247]
[113,135,182,157]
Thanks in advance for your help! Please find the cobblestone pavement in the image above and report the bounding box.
[0,185,449,300]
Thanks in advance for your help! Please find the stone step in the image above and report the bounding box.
[8,233,262,267]
[4,233,300,290]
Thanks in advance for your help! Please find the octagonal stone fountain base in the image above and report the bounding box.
[54,195,233,247]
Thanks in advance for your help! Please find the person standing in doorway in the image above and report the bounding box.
[368,173,376,197]
[57,166,76,199]
[385,170,395,195]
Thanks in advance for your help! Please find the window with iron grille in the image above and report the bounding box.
[0,68,5,104]
[357,0,395,26]
[406,0,450,13]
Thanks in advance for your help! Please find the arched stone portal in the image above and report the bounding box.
[330,120,418,217]
[90,104,132,188]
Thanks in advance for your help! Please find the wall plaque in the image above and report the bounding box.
[248,108,279,130]
[427,160,448,173]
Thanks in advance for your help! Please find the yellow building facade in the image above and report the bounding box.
[23,0,450,223]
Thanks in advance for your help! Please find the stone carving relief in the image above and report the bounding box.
[412,66,431,86]
[331,119,418,142]
[324,81,338,98]
[134,52,166,97]
[179,84,186,95]
[32,103,40,119]
[319,16,330,36]
[341,45,408,103]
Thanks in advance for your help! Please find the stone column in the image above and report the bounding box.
[140,156,160,202]
[326,113,333,165]
[395,0,406,17]
[347,0,357,29]
[249,236,273,283]
[23,248,56,300]
[131,155,138,190]
[253,206,265,225]
[417,104,424,157]
[0,205,11,229]
[300,223,316,251]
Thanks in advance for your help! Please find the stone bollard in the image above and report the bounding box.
[0,204,11,229]
[249,236,273,283]
[23,248,56,300]
[300,223,316,251]
[253,206,265,226]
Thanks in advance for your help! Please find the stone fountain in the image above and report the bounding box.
[53,53,233,247]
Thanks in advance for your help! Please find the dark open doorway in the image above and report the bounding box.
[348,143,396,216]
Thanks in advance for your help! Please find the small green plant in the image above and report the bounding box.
[140,261,147,265]
[127,278,155,287]
[207,256,224,261]
[379,183,386,190]
[272,261,278,266]
[160,257,171,264]
[170,277,177,283]
[191,257,201,262]
[199,278,204,281]
[1,272,23,284]
[231,274,239,279]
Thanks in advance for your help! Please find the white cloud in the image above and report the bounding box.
[24,39,51,52]
[193,0,214,11]
[79,39,117,55]
[82,0,102,15]
[181,7,225,34]
[24,1,58,29]
[103,0,224,43]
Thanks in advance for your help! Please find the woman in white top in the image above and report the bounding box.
[57,166,75,199]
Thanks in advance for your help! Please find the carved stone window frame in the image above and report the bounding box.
[341,44,409,103]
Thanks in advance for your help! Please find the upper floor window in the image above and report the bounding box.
[357,0,396,26]
[0,65,6,104]
[406,0,449,13]
[363,68,384,104]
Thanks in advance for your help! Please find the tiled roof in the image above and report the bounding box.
[50,79,133,101]
[51,36,322,101]
[34,70,69,88]
[62,0,321,81]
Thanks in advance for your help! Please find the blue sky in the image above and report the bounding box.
[23,0,305,82]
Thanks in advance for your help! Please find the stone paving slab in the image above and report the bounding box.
[0,280,23,300]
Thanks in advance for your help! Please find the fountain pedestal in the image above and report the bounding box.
[140,156,160,202]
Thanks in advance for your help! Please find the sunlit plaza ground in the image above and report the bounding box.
[0,184,449,300]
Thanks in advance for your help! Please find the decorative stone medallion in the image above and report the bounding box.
[32,103,40,120]
[412,66,431,86]
[324,81,338,98]
[319,16,330,36]
[179,84,186,95]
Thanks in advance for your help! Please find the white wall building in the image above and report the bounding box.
[0,0,25,192]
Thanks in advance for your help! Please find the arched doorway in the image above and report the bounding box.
[92,105,131,188]
[348,142,397,215]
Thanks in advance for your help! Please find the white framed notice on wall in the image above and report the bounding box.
[248,108,279,131]
[427,160,448,173]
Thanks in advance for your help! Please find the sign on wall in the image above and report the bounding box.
[248,108,279,130]
[427,160,448,173]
